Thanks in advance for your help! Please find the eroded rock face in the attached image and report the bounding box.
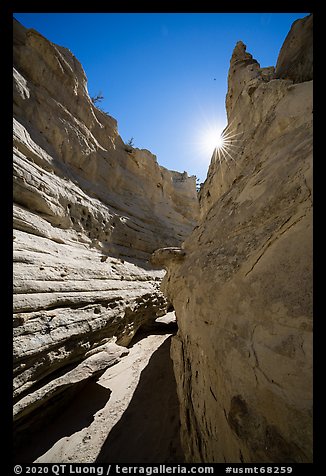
[162,15,312,463]
[275,14,313,83]
[150,247,186,268]
[13,18,198,437]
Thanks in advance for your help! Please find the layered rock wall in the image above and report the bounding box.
[161,15,313,463]
[13,18,199,437]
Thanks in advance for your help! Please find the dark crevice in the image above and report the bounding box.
[14,376,112,463]
[209,386,218,402]
[127,320,178,348]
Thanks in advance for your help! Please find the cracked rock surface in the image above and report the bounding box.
[161,15,313,463]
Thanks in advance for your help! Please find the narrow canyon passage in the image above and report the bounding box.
[96,334,183,463]
[13,14,313,463]
[15,328,184,463]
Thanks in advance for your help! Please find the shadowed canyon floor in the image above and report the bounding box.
[13,14,312,463]
[13,18,196,463]
[15,331,184,463]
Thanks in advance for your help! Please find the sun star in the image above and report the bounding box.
[202,129,226,154]
[195,119,244,182]
[215,133,225,150]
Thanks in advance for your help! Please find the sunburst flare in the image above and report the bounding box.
[208,122,244,175]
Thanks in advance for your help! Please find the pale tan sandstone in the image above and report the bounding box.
[275,14,313,83]
[13,17,198,437]
[159,15,312,463]
[150,247,186,268]
[14,342,129,422]
[25,334,183,464]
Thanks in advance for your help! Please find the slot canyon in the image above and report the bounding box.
[13,14,312,464]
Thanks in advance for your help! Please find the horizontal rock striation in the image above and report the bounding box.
[162,15,313,463]
[13,18,199,440]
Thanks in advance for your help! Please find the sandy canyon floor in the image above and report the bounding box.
[15,318,184,464]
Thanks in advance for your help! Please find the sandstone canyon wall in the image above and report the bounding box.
[160,15,313,462]
[13,18,199,443]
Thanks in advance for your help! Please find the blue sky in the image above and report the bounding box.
[14,13,308,182]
